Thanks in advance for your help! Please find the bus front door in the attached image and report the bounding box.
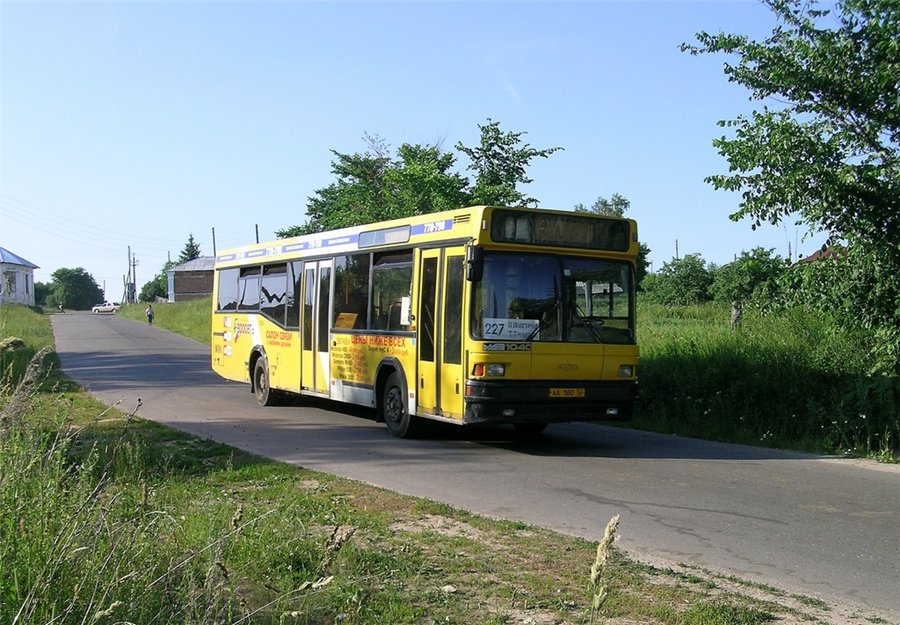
[301,259,332,396]
[417,248,465,420]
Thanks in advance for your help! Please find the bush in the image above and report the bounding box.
[709,247,787,309]
[636,302,899,457]
[641,254,712,306]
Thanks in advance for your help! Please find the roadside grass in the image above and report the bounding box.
[636,302,898,460]
[1,304,58,387]
[118,298,212,344]
[0,303,858,624]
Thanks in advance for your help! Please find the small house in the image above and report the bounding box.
[0,247,39,307]
[167,256,215,302]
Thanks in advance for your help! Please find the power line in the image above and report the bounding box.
[1,193,189,247]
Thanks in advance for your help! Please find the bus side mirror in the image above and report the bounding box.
[465,245,484,282]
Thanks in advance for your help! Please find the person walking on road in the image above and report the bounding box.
[146,304,154,325]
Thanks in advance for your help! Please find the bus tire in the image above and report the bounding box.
[383,372,419,438]
[253,357,279,407]
[513,422,547,436]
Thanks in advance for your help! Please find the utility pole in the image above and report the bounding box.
[126,246,132,303]
[130,252,139,304]
[212,227,217,257]
[256,224,259,244]
[675,239,680,260]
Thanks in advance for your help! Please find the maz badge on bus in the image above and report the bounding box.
[483,343,532,352]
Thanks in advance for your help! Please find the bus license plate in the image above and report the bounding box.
[549,388,585,398]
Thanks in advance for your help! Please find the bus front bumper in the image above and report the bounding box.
[462,379,637,425]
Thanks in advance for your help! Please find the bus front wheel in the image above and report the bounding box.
[383,372,419,438]
[253,357,279,407]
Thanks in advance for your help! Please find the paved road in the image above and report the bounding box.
[52,312,900,621]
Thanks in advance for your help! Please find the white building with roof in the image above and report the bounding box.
[0,247,39,306]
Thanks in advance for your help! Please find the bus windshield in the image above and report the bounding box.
[472,252,634,344]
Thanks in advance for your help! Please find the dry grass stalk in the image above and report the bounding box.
[590,514,620,623]
[320,525,356,571]
[0,346,52,435]
[0,336,26,352]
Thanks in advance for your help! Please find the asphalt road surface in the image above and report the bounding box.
[52,312,899,621]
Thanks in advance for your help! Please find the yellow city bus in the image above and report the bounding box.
[211,205,638,437]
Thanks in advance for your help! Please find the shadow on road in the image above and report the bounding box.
[54,328,822,464]
[161,392,822,464]
[58,350,231,392]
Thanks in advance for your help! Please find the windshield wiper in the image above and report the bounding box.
[573,305,604,343]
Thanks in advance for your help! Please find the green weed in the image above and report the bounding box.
[636,302,899,459]
[682,600,773,625]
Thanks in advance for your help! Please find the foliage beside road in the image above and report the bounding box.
[637,303,898,461]
[118,298,212,345]
[3,303,844,625]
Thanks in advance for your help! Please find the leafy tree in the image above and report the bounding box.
[278,137,469,237]
[287,148,390,236]
[641,254,713,306]
[137,234,203,302]
[139,260,176,302]
[574,193,631,217]
[47,268,104,310]
[710,247,788,307]
[683,0,900,370]
[574,193,652,289]
[34,281,51,307]
[279,121,563,237]
[778,247,899,372]
[456,119,562,207]
[178,234,202,264]
[383,143,471,217]
[634,243,652,291]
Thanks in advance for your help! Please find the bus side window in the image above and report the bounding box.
[372,251,413,332]
[237,266,261,311]
[285,261,302,328]
[216,268,240,311]
[260,263,288,324]
[333,254,371,330]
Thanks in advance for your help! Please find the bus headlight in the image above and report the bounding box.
[473,363,506,377]
[618,365,635,378]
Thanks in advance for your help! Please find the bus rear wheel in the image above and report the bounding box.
[383,372,419,438]
[253,357,280,407]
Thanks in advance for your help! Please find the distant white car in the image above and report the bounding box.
[92,302,121,313]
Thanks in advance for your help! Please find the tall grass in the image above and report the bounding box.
[0,304,56,387]
[636,302,899,458]
[118,297,212,344]
[0,353,398,624]
[0,306,376,624]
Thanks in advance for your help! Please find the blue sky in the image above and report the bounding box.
[1,1,826,298]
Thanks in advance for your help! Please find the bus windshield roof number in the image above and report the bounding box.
[491,209,629,251]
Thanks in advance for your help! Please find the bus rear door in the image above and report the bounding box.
[301,259,332,396]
